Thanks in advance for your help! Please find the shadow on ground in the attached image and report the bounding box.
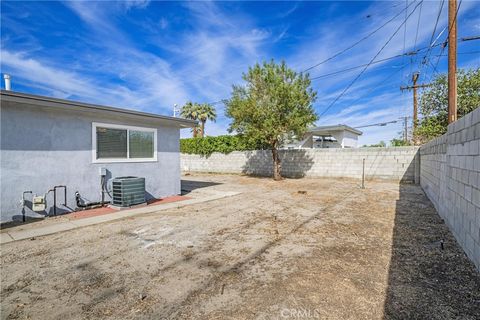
[242,149,314,178]
[181,180,222,194]
[383,162,480,319]
[1,204,75,230]
[0,216,45,230]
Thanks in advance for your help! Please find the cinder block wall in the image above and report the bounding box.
[420,107,480,270]
[181,147,420,182]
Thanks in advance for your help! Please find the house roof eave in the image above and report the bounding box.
[0,90,198,128]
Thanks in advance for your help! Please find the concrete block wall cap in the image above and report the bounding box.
[474,123,480,139]
[464,112,473,128]
[447,122,455,134]
[472,107,480,124]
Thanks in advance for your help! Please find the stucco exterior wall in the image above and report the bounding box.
[419,107,480,270]
[1,101,181,222]
[341,131,359,148]
[181,147,419,182]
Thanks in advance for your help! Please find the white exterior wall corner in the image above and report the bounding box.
[419,107,480,270]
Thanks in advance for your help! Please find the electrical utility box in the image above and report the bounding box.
[32,196,46,211]
[112,176,146,207]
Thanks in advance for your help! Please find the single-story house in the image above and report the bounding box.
[0,90,196,222]
[285,125,363,149]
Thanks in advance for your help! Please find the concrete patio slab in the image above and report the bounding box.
[1,190,240,244]
[8,222,76,241]
[0,232,14,244]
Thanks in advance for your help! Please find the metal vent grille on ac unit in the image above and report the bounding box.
[112,176,146,207]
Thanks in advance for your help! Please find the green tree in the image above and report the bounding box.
[180,101,201,137]
[390,138,411,147]
[197,103,217,137]
[415,68,480,142]
[180,135,267,155]
[180,102,217,138]
[225,60,318,180]
[362,141,386,147]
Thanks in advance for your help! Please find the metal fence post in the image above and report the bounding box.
[361,158,365,189]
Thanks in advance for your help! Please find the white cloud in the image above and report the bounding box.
[2,50,101,98]
[284,0,478,144]
[123,0,150,10]
[277,2,301,19]
[60,1,190,111]
[2,0,478,144]
[159,17,168,30]
[62,0,271,109]
[0,49,178,113]
[358,122,405,146]
[166,1,271,104]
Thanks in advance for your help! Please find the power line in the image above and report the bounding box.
[318,0,424,118]
[345,63,408,107]
[206,51,423,106]
[429,42,447,80]
[354,119,401,129]
[432,0,463,80]
[311,52,414,80]
[412,1,423,53]
[429,0,463,81]
[416,0,445,82]
[433,51,480,56]
[310,43,445,81]
[423,0,445,66]
[430,50,480,75]
[204,40,471,111]
[203,1,474,112]
[429,0,445,51]
[302,0,418,72]
[206,100,224,106]
[314,65,412,125]
[401,0,408,85]
[424,30,471,80]
[461,35,480,42]
[408,0,423,83]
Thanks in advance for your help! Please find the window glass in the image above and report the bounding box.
[129,130,154,158]
[96,127,127,159]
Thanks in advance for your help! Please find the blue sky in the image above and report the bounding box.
[1,0,479,145]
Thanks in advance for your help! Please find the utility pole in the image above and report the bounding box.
[448,0,458,123]
[400,73,431,143]
[412,73,419,129]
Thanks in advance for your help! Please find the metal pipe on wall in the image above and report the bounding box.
[3,74,11,91]
[361,158,365,189]
[52,185,67,216]
[22,191,33,222]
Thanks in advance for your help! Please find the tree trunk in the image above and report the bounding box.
[200,120,206,138]
[271,147,282,181]
[193,126,198,138]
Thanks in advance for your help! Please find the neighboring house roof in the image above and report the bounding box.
[0,90,197,128]
[307,124,363,136]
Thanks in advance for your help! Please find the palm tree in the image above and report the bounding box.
[180,102,201,137]
[197,103,217,137]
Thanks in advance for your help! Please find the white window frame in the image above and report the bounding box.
[92,122,157,163]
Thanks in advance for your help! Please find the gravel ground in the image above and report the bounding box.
[1,174,479,319]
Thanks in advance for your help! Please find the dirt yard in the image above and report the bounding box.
[1,174,479,319]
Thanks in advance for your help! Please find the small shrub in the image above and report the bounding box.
[180,135,267,155]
